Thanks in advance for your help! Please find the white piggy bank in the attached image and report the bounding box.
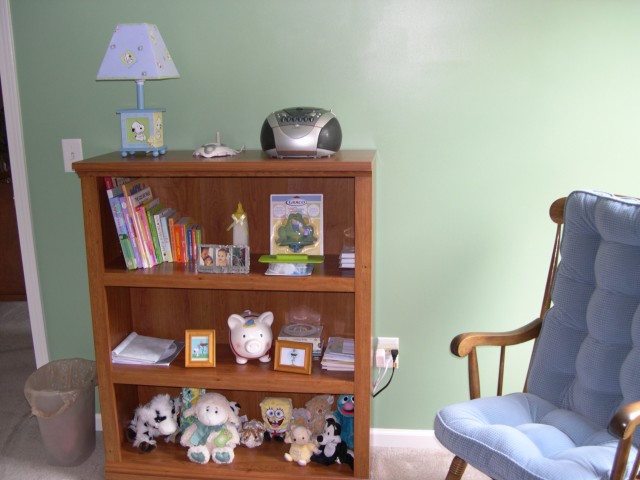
[227,310,274,364]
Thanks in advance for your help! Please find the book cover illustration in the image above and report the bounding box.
[106,184,137,270]
[270,194,323,256]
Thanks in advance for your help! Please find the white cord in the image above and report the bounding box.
[371,355,391,395]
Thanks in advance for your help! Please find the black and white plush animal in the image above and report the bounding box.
[126,393,181,453]
[310,418,353,469]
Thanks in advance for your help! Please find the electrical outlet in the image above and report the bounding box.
[377,336,399,351]
[62,138,83,173]
[375,337,399,368]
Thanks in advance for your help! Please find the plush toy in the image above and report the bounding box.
[305,394,335,437]
[126,393,181,453]
[311,418,354,469]
[284,425,319,466]
[179,392,241,464]
[332,394,355,449]
[178,387,206,436]
[239,419,266,448]
[291,407,312,429]
[259,397,293,441]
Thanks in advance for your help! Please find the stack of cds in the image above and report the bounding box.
[339,246,355,269]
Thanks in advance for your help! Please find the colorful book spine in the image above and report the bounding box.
[123,182,156,268]
[120,199,144,269]
[121,180,150,268]
[173,217,193,263]
[135,204,158,267]
[153,208,169,263]
[168,214,179,263]
[107,194,137,270]
[158,208,176,263]
[145,200,164,265]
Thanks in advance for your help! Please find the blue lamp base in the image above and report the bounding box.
[117,108,167,157]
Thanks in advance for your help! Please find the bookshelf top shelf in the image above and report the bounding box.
[72,150,375,178]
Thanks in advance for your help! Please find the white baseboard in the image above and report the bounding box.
[370,428,438,449]
[96,414,437,450]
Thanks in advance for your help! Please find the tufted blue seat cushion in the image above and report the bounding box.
[434,191,640,480]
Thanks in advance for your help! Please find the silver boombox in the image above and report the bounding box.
[260,107,342,158]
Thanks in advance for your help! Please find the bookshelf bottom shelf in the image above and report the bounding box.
[108,440,356,479]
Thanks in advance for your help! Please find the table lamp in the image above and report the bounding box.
[97,23,180,157]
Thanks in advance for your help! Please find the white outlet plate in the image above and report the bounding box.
[62,138,83,173]
[377,336,399,351]
[376,337,399,368]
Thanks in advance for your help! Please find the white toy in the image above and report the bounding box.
[179,392,241,464]
[284,425,319,466]
[126,393,181,453]
[227,310,274,364]
[193,132,244,158]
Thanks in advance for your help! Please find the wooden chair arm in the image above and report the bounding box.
[450,318,542,400]
[609,401,640,480]
[451,318,542,358]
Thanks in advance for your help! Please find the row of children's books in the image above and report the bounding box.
[105,177,202,270]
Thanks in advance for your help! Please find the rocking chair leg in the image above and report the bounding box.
[445,455,468,480]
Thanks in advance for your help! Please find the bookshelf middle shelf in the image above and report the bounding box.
[110,349,354,393]
[102,254,355,292]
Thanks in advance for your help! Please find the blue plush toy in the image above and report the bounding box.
[332,394,354,449]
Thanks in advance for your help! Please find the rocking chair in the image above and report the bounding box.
[434,190,640,480]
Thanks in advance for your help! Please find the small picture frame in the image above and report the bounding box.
[274,340,312,375]
[185,330,216,368]
[197,244,250,274]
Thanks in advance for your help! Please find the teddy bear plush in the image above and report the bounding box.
[284,425,319,466]
[179,392,240,464]
[126,393,180,453]
[311,418,353,469]
[304,394,335,437]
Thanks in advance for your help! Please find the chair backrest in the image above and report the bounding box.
[527,190,640,436]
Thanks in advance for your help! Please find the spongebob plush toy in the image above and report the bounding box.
[259,397,293,441]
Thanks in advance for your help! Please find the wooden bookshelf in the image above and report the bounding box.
[73,150,374,479]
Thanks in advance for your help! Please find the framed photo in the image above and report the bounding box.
[197,244,250,274]
[274,340,312,375]
[185,330,216,368]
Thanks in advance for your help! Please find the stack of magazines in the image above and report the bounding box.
[321,337,355,371]
[112,332,184,366]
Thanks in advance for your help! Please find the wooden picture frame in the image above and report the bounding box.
[185,329,216,367]
[274,340,312,375]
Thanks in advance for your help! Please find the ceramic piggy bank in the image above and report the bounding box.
[227,310,274,364]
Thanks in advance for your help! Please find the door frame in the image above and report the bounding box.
[0,0,49,367]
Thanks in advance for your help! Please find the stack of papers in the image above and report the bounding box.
[321,337,355,371]
[339,246,355,269]
[112,332,184,366]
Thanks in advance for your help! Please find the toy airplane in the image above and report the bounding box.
[193,132,245,158]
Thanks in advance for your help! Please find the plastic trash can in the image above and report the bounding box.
[24,358,97,466]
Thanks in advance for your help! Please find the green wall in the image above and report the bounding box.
[10,0,640,431]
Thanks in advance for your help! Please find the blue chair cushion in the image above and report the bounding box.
[435,393,626,480]
[434,191,640,479]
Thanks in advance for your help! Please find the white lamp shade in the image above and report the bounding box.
[97,23,179,80]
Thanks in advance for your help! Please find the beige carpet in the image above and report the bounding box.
[0,301,488,479]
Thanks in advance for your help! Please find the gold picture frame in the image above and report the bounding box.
[274,340,312,375]
[185,329,216,367]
